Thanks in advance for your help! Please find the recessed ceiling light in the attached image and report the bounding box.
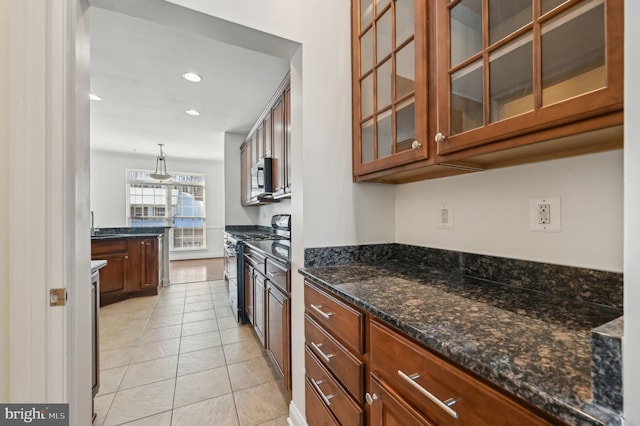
[182,72,202,83]
[185,109,200,116]
[89,93,103,101]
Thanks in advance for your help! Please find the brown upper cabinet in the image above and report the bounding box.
[240,73,291,205]
[352,0,624,183]
[284,87,292,195]
[352,0,430,177]
[272,96,286,195]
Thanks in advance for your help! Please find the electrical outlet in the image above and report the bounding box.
[538,203,551,224]
[439,204,454,229]
[530,197,561,232]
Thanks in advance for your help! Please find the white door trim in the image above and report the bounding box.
[9,0,48,401]
[8,0,91,424]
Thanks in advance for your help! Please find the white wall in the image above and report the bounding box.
[90,150,225,259]
[167,0,395,246]
[0,0,10,402]
[624,0,640,423]
[166,1,396,421]
[396,150,623,272]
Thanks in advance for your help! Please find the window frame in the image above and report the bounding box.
[125,169,207,251]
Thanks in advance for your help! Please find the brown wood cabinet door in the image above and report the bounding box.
[267,282,290,389]
[284,87,292,194]
[245,264,254,324]
[369,373,435,426]
[352,0,430,177]
[272,96,285,194]
[254,272,266,346]
[254,127,262,162]
[95,252,128,300]
[139,238,158,289]
[264,113,273,158]
[240,144,249,204]
[434,0,624,156]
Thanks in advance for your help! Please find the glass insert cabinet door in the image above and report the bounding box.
[353,0,429,177]
[435,0,623,156]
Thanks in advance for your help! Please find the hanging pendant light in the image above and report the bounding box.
[149,144,173,181]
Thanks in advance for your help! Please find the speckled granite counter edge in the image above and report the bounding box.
[299,267,622,426]
[304,243,623,309]
[591,317,623,412]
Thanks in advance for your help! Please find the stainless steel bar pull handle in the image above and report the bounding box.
[310,304,334,320]
[310,378,335,406]
[397,370,459,419]
[311,341,335,363]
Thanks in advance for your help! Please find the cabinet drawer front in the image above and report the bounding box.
[305,378,340,426]
[369,320,553,426]
[304,281,364,354]
[305,314,364,402]
[305,346,364,426]
[91,239,128,255]
[266,258,290,293]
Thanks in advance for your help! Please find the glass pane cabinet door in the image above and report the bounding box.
[541,0,606,106]
[436,0,623,156]
[353,0,429,176]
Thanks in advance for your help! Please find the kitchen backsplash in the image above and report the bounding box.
[304,243,623,309]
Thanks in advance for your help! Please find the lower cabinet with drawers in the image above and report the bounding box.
[303,279,560,426]
[244,245,291,393]
[304,281,365,426]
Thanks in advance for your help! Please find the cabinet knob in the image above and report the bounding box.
[124,255,128,260]
[411,140,422,149]
[435,132,446,143]
[365,393,378,405]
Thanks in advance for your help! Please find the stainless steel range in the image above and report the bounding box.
[223,214,291,323]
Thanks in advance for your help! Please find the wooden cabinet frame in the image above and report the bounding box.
[91,236,160,306]
[240,73,291,205]
[352,0,431,177]
[351,0,624,183]
[434,0,624,156]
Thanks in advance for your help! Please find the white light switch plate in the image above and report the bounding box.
[530,197,561,232]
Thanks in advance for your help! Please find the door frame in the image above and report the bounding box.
[8,0,91,424]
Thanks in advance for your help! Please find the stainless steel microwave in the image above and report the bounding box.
[251,157,274,198]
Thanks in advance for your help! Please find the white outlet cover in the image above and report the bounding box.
[530,196,561,232]
[439,204,454,230]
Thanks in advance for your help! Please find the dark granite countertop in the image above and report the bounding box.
[299,260,622,426]
[91,233,164,240]
[224,225,273,236]
[91,227,167,241]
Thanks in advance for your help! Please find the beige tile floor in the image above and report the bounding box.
[95,280,290,426]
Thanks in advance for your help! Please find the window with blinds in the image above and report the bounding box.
[126,169,206,250]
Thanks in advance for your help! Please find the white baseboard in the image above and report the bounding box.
[287,400,306,426]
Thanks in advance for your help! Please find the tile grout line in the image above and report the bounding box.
[101,278,287,425]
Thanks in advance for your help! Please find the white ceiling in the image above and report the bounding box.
[89,4,291,160]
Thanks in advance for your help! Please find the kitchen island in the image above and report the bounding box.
[91,227,169,305]
[299,244,623,426]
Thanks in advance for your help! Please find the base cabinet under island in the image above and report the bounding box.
[91,235,162,305]
[303,279,561,426]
